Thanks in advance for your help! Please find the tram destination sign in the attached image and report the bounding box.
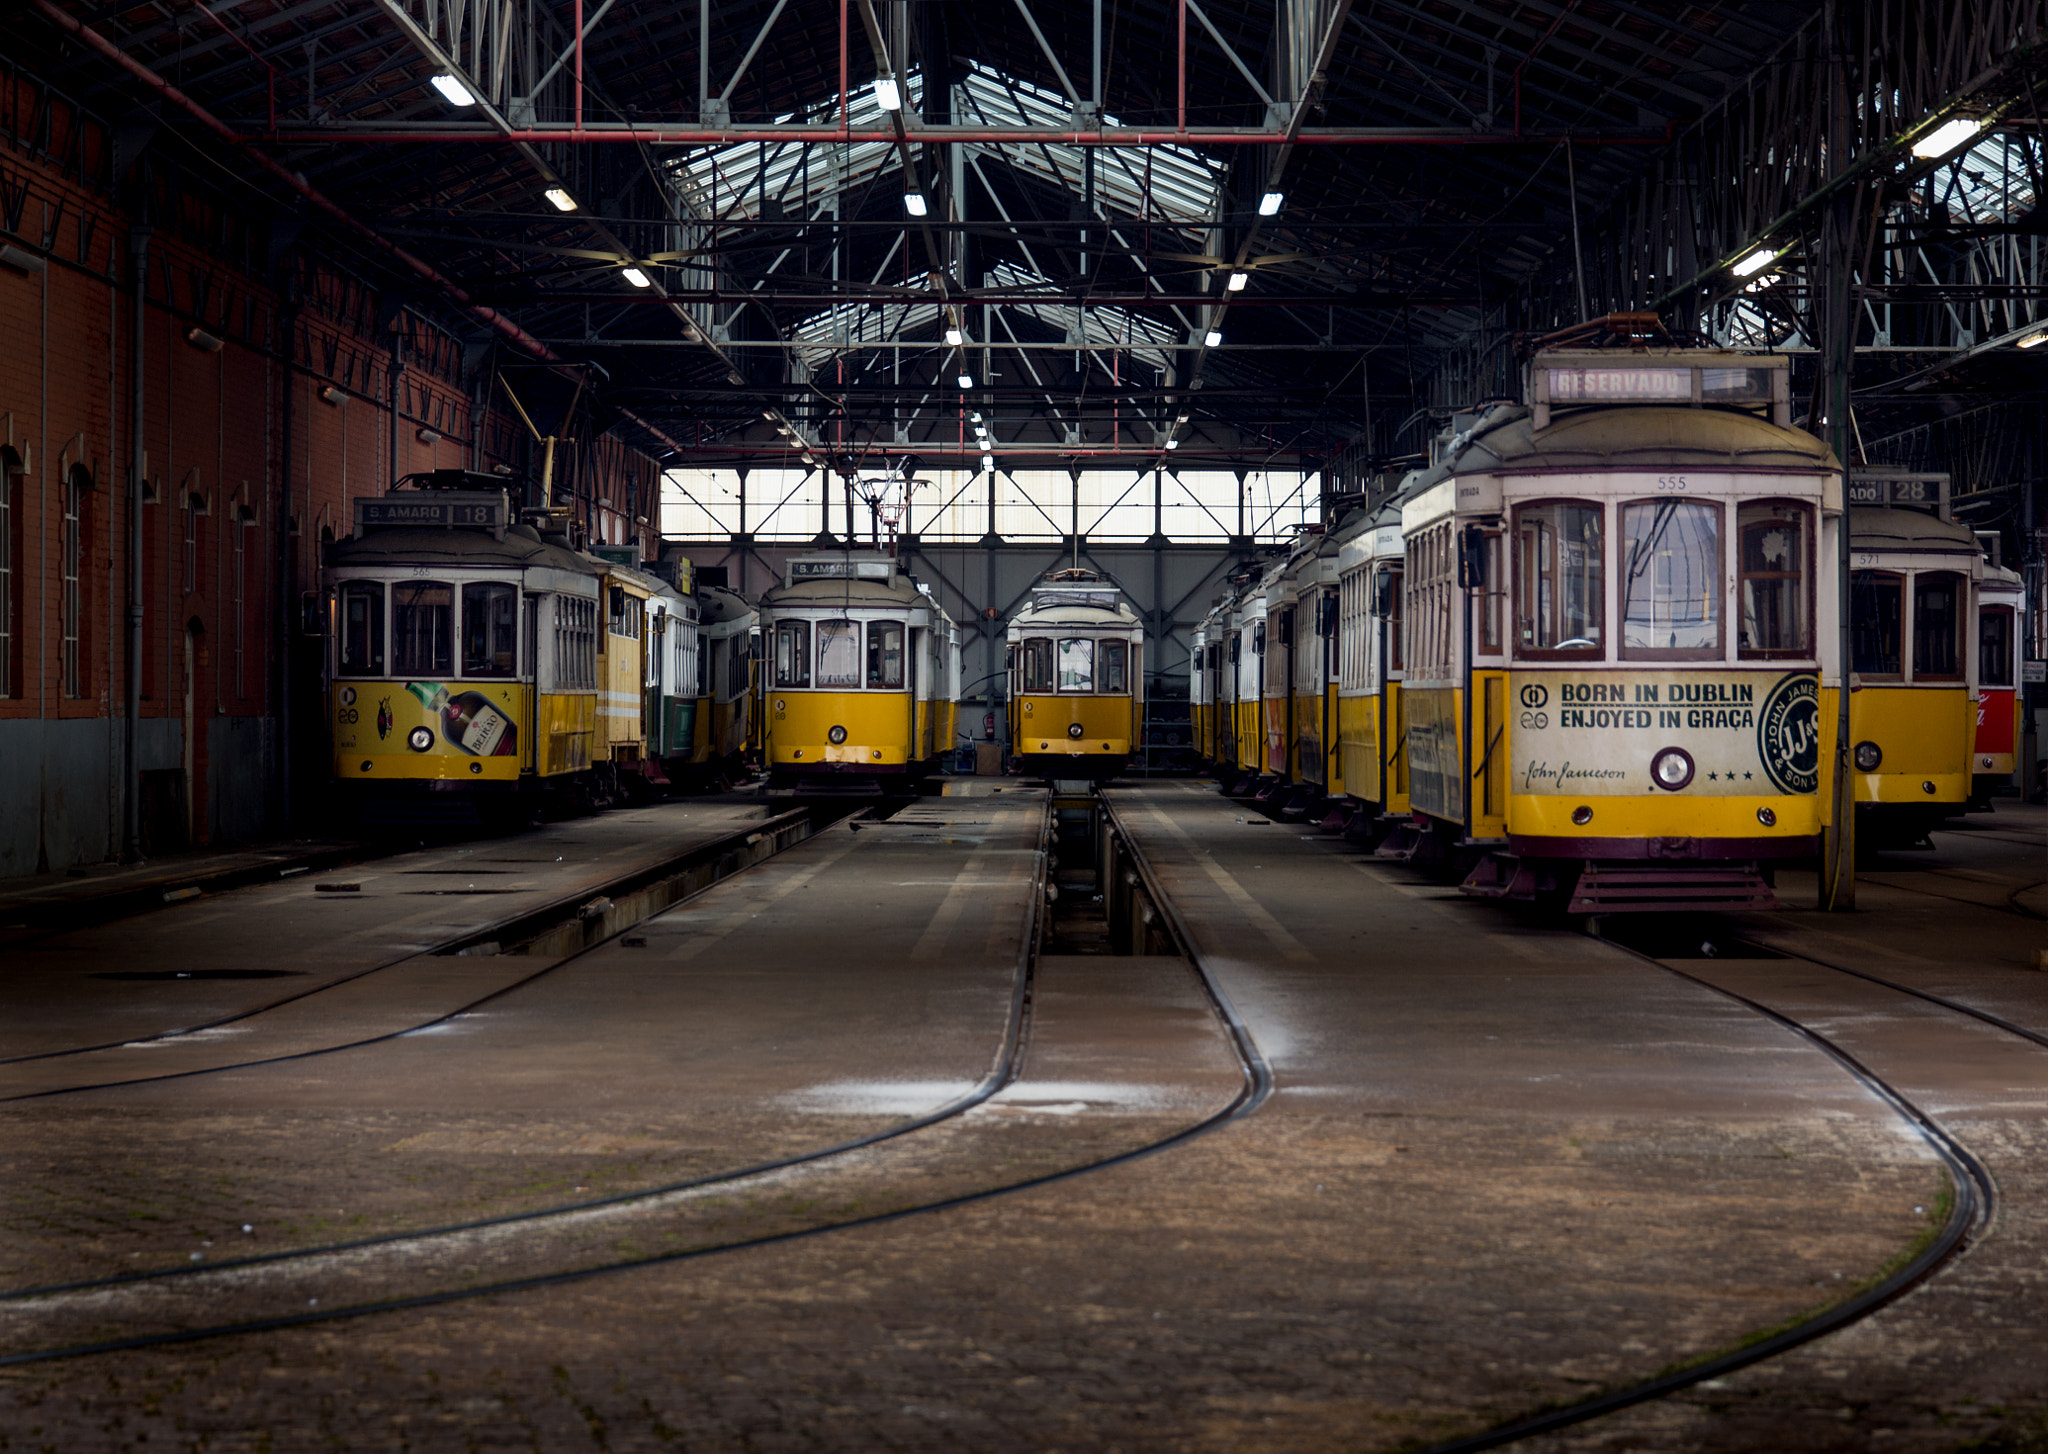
[355,492,507,538]
[1510,669,1820,798]
[1845,470,1948,514]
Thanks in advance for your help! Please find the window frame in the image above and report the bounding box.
[1736,499,1814,661]
[391,579,455,678]
[866,618,905,689]
[1618,497,1724,663]
[1850,569,1905,681]
[461,581,520,679]
[1911,569,1967,683]
[773,618,812,689]
[1981,603,2016,689]
[1021,636,1054,692]
[815,618,862,687]
[1101,638,1129,694]
[1056,636,1096,693]
[1512,499,1606,663]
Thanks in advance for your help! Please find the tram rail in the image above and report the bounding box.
[0,789,1280,1371]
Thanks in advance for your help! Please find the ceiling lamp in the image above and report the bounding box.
[957,372,975,389]
[1204,329,1222,348]
[1912,116,1986,159]
[621,266,651,287]
[543,188,577,212]
[904,191,929,217]
[184,327,224,353]
[982,453,995,471]
[1258,191,1284,217]
[2019,329,2048,349]
[1225,271,1249,292]
[430,74,476,107]
[1731,246,1778,278]
[1164,437,1180,450]
[874,78,902,111]
[945,326,963,346]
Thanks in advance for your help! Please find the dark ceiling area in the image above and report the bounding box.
[18,1,2030,482]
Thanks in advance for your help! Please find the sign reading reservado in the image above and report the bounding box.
[1509,669,1819,797]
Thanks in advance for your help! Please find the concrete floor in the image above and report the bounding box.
[0,786,2042,1451]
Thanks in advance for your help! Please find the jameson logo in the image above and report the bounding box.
[1521,760,1629,791]
[1756,672,1820,794]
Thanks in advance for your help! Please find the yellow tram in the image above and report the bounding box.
[1843,473,1984,846]
[1389,338,1836,914]
[1975,557,2024,805]
[325,472,629,823]
[1006,568,1144,779]
[1333,497,1410,833]
[758,553,959,793]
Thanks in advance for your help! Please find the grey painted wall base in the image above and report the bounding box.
[0,715,281,877]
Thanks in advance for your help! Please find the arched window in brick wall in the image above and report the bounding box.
[61,463,91,699]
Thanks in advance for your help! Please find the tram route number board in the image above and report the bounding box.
[1509,670,1820,797]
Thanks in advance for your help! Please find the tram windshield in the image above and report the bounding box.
[866,620,904,688]
[392,581,453,676]
[337,581,384,676]
[1851,571,1903,678]
[1914,573,1965,680]
[1515,502,1604,654]
[1622,500,1720,657]
[1738,503,1810,657]
[1021,637,1053,691]
[816,620,861,686]
[1982,607,2015,687]
[462,582,517,677]
[774,619,811,688]
[1058,637,1095,691]
[1102,640,1128,693]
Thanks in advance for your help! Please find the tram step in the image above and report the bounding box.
[1566,863,1779,916]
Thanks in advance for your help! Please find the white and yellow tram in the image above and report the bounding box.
[1332,498,1410,833]
[758,553,959,793]
[1391,342,1836,913]
[1006,568,1144,779]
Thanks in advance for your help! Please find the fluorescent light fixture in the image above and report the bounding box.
[621,267,651,287]
[1731,246,1778,278]
[982,454,995,471]
[1259,191,1283,216]
[726,370,745,385]
[1225,270,1248,292]
[319,386,346,407]
[2019,329,2048,349]
[904,191,929,217]
[875,77,902,111]
[417,427,441,444]
[543,187,577,212]
[970,412,983,423]
[0,243,46,275]
[430,74,476,106]
[1203,329,1223,348]
[762,410,776,420]
[1164,437,1180,449]
[957,372,974,389]
[184,327,224,353]
[945,326,963,346]
[1913,116,1985,159]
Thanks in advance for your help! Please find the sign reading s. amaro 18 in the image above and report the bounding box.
[1510,670,1819,797]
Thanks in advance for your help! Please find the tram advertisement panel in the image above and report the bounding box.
[333,681,526,758]
[1406,687,1464,821]
[1978,689,2017,754]
[1509,670,1819,797]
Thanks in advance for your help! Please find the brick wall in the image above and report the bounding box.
[0,74,663,873]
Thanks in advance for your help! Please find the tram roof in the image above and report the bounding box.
[1435,403,1839,479]
[324,524,601,577]
[1847,506,1984,554]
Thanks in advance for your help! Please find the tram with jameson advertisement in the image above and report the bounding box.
[1391,326,1838,914]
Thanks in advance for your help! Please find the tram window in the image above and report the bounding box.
[1058,637,1095,692]
[1982,607,2015,687]
[392,581,453,676]
[773,620,811,688]
[817,620,861,686]
[1738,502,1810,657]
[1514,502,1603,657]
[1850,571,1903,678]
[699,637,714,697]
[1023,637,1054,691]
[1913,572,1965,680]
[461,582,517,678]
[1621,500,1721,658]
[1387,567,1404,672]
[337,581,384,676]
[550,595,598,690]
[1478,534,1505,655]
[1102,640,1128,693]
[867,620,904,688]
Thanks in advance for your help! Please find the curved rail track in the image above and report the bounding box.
[0,793,1271,1371]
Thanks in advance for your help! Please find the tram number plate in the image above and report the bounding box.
[1654,475,1688,492]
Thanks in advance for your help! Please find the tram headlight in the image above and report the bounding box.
[1650,746,1695,791]
[1068,722,1084,739]
[1854,740,1882,772]
[1570,805,1594,826]
[1756,806,1777,827]
[828,725,848,745]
